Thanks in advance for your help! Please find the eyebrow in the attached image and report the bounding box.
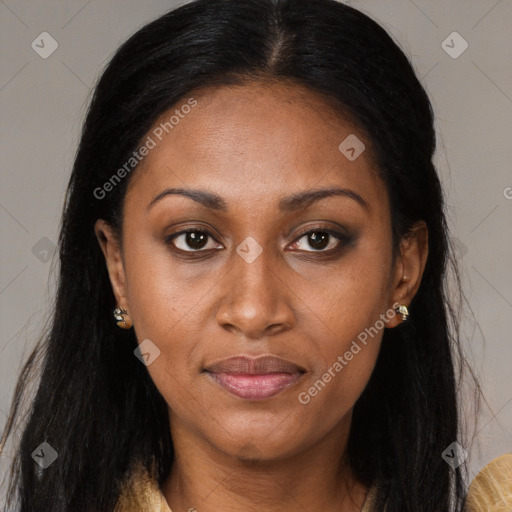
[146,186,368,212]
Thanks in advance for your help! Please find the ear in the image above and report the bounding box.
[94,219,129,310]
[386,220,429,328]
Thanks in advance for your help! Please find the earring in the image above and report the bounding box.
[395,304,410,322]
[113,307,132,329]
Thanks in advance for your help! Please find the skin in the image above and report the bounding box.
[95,80,428,512]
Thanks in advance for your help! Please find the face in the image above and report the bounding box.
[96,81,427,461]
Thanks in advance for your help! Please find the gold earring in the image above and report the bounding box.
[113,307,133,329]
[395,304,410,322]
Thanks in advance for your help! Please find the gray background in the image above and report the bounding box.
[1,0,511,500]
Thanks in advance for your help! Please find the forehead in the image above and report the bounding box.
[124,80,384,215]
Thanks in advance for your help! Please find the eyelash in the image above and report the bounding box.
[165,226,353,257]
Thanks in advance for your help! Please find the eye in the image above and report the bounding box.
[289,228,351,253]
[166,229,223,252]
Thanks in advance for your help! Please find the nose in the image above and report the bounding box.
[215,245,295,339]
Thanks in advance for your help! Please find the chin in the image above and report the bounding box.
[208,424,307,462]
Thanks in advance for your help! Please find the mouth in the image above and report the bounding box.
[204,355,306,401]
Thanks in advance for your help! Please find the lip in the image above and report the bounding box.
[204,355,306,400]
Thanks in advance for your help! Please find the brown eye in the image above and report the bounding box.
[290,228,350,253]
[305,232,330,250]
[167,230,222,252]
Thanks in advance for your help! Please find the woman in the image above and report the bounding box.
[1,0,504,510]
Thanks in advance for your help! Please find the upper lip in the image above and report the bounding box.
[204,355,306,375]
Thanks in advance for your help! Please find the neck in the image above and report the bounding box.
[161,409,369,512]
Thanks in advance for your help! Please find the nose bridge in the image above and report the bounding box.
[215,237,293,337]
[234,240,275,297]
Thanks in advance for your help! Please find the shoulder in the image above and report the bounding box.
[361,453,512,511]
[114,454,512,512]
[361,483,378,512]
[464,453,512,512]
[114,461,172,512]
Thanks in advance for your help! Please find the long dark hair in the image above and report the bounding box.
[1,0,481,510]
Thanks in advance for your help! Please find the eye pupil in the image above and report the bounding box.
[308,232,329,250]
[186,231,208,249]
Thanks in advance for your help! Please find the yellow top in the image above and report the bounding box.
[464,453,512,512]
[113,465,377,512]
[114,453,512,512]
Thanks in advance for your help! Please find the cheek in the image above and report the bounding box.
[122,227,205,337]
[294,299,385,438]
[296,236,392,412]
[120,235,204,399]
[298,310,384,417]
[309,236,393,338]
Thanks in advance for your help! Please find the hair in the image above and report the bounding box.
[1,0,482,510]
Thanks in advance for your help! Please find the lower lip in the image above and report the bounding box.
[207,372,303,400]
